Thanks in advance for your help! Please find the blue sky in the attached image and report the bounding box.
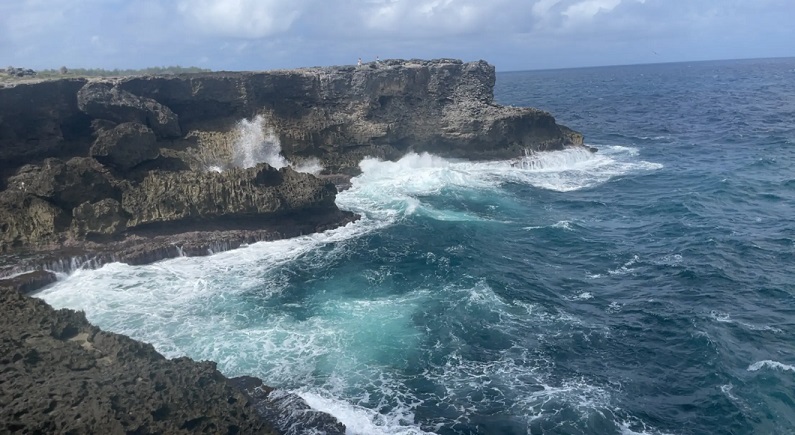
[1,0,793,72]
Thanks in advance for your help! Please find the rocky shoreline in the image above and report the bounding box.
[0,59,583,432]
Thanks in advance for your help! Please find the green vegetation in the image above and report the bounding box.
[36,65,212,78]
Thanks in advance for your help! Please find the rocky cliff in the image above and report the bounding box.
[0,59,583,433]
[0,58,581,259]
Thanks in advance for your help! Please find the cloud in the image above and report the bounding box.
[359,0,498,36]
[562,0,622,25]
[0,0,793,71]
[177,0,306,38]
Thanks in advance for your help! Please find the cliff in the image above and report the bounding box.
[0,58,581,260]
[0,59,581,175]
[0,59,584,433]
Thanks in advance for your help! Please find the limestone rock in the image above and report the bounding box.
[71,198,128,238]
[90,122,159,170]
[0,287,277,434]
[7,157,118,210]
[0,190,68,250]
[77,82,181,138]
[122,164,337,228]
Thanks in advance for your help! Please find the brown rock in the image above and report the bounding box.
[71,198,128,238]
[0,190,69,250]
[0,287,278,434]
[122,164,336,229]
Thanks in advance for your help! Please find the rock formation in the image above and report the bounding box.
[0,59,583,432]
[0,58,582,259]
[0,281,346,434]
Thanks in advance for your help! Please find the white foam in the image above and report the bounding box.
[747,360,795,372]
[299,391,433,435]
[552,220,574,231]
[495,146,662,192]
[293,157,324,175]
[35,145,665,433]
[608,255,640,276]
[232,115,289,169]
[709,311,783,333]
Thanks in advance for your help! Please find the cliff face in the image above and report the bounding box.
[0,59,582,255]
[1,59,581,176]
[0,60,584,433]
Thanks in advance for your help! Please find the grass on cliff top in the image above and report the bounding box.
[0,66,211,85]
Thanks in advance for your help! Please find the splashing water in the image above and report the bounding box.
[232,115,289,169]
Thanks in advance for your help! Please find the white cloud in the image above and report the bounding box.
[178,0,306,38]
[356,0,505,36]
[0,0,793,71]
[562,0,622,25]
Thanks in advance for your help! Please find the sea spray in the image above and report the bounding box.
[205,114,324,174]
[232,114,289,169]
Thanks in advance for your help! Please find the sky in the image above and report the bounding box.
[1,0,793,72]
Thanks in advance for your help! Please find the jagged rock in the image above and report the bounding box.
[7,157,118,210]
[71,198,128,238]
[77,82,181,138]
[90,122,159,170]
[0,190,69,250]
[0,58,583,254]
[230,376,346,435]
[0,287,278,434]
[0,270,56,295]
[122,164,336,229]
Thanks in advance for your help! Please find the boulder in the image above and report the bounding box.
[90,122,159,170]
[77,82,181,138]
[71,198,128,238]
[7,157,118,210]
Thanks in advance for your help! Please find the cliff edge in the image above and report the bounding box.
[0,59,582,259]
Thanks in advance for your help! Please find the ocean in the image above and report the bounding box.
[37,57,795,434]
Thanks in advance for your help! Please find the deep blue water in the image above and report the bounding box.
[39,58,795,434]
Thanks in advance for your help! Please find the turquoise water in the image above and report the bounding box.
[38,58,795,434]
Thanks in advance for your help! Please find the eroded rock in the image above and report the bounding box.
[77,82,181,138]
[122,164,336,229]
[7,157,118,210]
[0,287,278,434]
[71,198,128,238]
[90,122,159,170]
[0,190,69,250]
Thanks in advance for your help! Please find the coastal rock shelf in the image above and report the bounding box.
[0,282,345,434]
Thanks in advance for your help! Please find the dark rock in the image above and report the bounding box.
[77,82,181,138]
[90,122,159,170]
[0,287,278,434]
[0,79,90,173]
[6,157,118,210]
[230,376,346,435]
[0,270,56,295]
